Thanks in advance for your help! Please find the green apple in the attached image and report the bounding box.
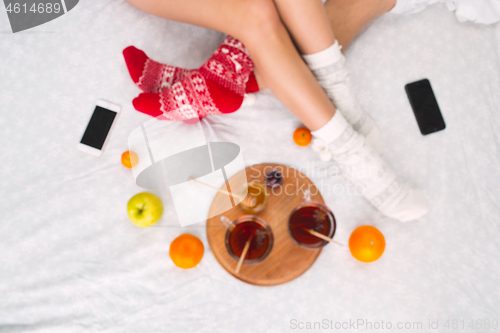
[127,192,163,227]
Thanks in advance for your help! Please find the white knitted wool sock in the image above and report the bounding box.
[303,41,383,154]
[311,112,429,222]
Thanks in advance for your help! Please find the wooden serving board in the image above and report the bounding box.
[206,163,325,286]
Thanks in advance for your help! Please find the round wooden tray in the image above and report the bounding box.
[206,163,325,286]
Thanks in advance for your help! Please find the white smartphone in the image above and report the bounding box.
[77,100,121,157]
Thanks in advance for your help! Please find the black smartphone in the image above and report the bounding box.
[77,100,121,157]
[405,79,446,135]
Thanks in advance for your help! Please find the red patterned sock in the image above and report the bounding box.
[123,43,259,95]
[123,46,193,94]
[245,72,259,93]
[132,36,255,121]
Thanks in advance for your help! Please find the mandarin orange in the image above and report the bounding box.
[293,128,312,147]
[169,234,204,269]
[121,151,138,168]
[349,225,385,263]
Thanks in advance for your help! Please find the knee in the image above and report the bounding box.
[231,0,285,44]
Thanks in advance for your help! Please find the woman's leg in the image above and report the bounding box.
[273,0,382,152]
[125,0,429,221]
[272,0,429,222]
[125,0,335,131]
[272,0,336,55]
[254,0,396,87]
[325,0,396,49]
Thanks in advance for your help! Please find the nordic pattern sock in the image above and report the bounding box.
[123,44,259,94]
[131,36,254,121]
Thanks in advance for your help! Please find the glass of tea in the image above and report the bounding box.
[238,183,268,214]
[220,215,274,265]
[288,197,336,250]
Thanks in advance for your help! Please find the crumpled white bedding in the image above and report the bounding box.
[1,1,500,332]
[391,0,500,24]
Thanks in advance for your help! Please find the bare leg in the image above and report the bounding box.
[273,0,396,52]
[255,0,333,89]
[273,0,384,154]
[325,0,396,49]
[125,0,335,131]
[125,0,429,222]
[255,0,395,88]
[270,0,429,222]
[273,0,336,55]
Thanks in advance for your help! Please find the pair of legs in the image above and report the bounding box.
[124,0,430,222]
[125,0,395,131]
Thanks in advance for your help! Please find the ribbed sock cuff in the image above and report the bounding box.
[311,111,350,144]
[302,40,343,71]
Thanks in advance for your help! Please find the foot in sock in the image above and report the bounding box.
[123,46,194,94]
[302,41,383,154]
[123,43,260,95]
[131,36,255,121]
[312,111,429,222]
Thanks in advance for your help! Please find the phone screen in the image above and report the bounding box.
[80,106,117,149]
[405,79,446,135]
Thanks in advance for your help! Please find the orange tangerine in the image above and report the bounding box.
[293,127,312,147]
[169,234,204,269]
[349,225,385,263]
[121,151,138,168]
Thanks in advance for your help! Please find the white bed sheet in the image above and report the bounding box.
[1,1,500,332]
